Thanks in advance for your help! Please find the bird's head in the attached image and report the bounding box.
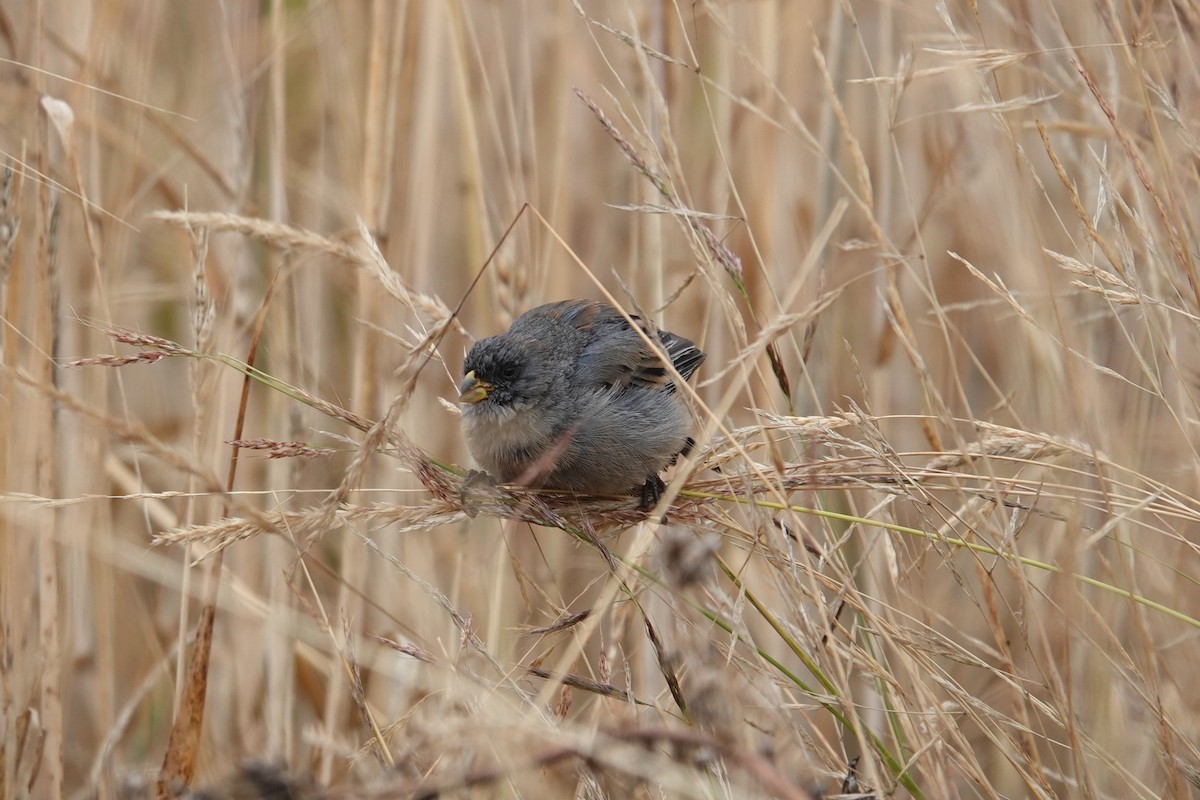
[458,335,545,413]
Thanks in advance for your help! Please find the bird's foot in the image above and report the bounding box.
[461,469,498,518]
[464,469,496,488]
[639,474,667,514]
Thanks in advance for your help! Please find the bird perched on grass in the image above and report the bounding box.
[458,299,705,507]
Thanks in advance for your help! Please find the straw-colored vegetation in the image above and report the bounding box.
[2,2,1199,798]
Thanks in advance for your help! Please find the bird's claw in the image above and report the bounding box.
[639,474,667,515]
[461,469,498,518]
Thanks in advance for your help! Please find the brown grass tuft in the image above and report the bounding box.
[3,4,1200,799]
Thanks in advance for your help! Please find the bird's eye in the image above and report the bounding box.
[499,364,520,382]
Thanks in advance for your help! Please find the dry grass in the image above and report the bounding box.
[2,2,1200,798]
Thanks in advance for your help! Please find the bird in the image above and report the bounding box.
[457,299,705,507]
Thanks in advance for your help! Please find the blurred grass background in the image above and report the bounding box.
[2,1,1200,798]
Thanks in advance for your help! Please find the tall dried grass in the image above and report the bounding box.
[2,2,1199,799]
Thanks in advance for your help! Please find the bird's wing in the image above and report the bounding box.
[657,328,706,386]
[528,300,705,392]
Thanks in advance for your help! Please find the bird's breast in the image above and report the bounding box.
[461,403,555,483]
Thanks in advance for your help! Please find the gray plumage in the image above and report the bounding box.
[458,299,705,502]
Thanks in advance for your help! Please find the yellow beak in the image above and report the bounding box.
[458,370,492,404]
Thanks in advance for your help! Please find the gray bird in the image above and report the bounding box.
[458,299,705,507]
